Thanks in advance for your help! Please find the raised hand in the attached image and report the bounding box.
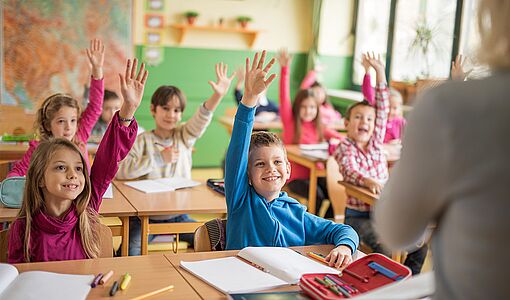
[276,48,292,67]
[235,67,245,89]
[365,52,386,84]
[86,38,105,79]
[118,58,149,124]
[361,53,371,73]
[208,62,235,97]
[451,54,472,81]
[242,51,277,107]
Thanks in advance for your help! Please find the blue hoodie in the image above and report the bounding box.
[225,103,359,252]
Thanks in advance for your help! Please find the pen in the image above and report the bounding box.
[120,273,131,290]
[100,270,114,285]
[110,281,119,296]
[91,273,103,288]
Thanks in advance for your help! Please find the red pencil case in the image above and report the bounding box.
[299,253,411,299]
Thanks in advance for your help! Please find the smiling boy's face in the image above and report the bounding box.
[248,145,291,201]
[345,104,376,147]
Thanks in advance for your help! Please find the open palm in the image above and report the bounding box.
[86,39,105,69]
[243,51,277,107]
[119,58,148,109]
[209,62,235,96]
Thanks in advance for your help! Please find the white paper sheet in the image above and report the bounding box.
[124,177,201,193]
[102,183,113,199]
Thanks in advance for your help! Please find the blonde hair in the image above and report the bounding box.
[17,138,100,262]
[35,94,82,141]
[477,0,510,69]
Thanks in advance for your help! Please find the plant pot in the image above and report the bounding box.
[186,16,197,25]
[239,21,249,29]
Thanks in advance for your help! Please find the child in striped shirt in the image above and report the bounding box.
[117,63,234,255]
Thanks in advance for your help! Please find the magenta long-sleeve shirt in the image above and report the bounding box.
[7,77,104,178]
[280,66,341,181]
[7,112,138,263]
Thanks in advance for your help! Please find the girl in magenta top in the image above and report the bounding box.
[300,67,343,129]
[361,57,406,144]
[278,49,342,217]
[8,59,148,263]
[7,39,106,178]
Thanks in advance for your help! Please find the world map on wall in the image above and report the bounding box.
[1,0,132,110]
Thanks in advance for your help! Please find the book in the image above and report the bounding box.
[124,177,201,193]
[0,263,93,300]
[180,247,339,294]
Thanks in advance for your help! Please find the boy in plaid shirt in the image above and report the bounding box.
[334,53,426,274]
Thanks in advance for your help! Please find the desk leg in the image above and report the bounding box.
[308,167,318,215]
[120,216,129,256]
[140,216,149,255]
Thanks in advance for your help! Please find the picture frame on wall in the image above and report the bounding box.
[145,14,164,28]
[146,0,164,11]
[142,46,164,66]
[146,31,162,44]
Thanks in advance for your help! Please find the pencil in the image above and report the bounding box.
[308,251,327,264]
[130,285,174,300]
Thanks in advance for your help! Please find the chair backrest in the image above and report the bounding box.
[326,157,347,223]
[0,229,8,263]
[0,223,113,262]
[194,218,227,252]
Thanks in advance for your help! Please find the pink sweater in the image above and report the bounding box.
[8,112,138,263]
[300,70,342,125]
[7,77,104,177]
[362,73,406,142]
[280,66,341,181]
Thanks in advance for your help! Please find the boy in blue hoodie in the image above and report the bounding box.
[225,51,359,269]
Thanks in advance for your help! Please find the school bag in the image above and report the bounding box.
[0,176,25,208]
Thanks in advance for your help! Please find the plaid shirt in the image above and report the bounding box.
[334,83,390,212]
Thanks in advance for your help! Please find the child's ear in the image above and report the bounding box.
[286,159,291,176]
[150,104,156,115]
[344,118,349,128]
[39,179,45,188]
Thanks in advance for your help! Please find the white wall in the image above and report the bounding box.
[318,0,354,56]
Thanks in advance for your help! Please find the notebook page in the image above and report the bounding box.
[181,257,288,294]
[0,264,18,296]
[155,177,201,190]
[238,247,339,284]
[124,180,174,193]
[1,271,93,300]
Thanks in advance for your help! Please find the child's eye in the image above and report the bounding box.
[71,119,77,123]
[174,109,180,113]
[274,160,282,165]
[76,166,83,172]
[255,162,264,167]
[56,165,66,171]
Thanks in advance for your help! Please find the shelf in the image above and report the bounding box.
[170,24,261,48]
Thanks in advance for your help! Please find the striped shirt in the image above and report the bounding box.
[334,83,389,212]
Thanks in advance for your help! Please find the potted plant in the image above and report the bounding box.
[184,11,199,25]
[236,16,252,29]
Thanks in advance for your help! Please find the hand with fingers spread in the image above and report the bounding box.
[276,48,292,67]
[451,54,472,81]
[365,52,386,84]
[361,53,371,73]
[86,38,105,80]
[235,67,245,90]
[242,50,277,107]
[325,245,353,270]
[363,177,384,194]
[204,63,235,111]
[118,58,149,125]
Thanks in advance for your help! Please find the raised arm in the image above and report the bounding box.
[361,53,375,105]
[366,52,389,145]
[77,39,105,142]
[451,54,472,81]
[203,63,235,112]
[225,51,276,212]
[277,49,294,142]
[89,58,148,211]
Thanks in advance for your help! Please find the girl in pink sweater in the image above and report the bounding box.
[7,39,106,178]
[277,49,343,218]
[8,59,148,263]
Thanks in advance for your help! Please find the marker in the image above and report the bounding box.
[91,273,103,288]
[100,270,114,285]
[120,273,131,290]
[323,276,351,298]
[308,251,327,264]
[110,281,119,296]
[325,275,356,294]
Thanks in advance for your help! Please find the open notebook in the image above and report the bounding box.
[124,177,201,193]
[0,264,93,300]
[180,247,339,294]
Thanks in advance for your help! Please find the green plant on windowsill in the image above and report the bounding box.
[236,16,253,29]
[409,18,442,79]
[184,11,199,25]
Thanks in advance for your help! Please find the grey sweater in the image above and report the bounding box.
[374,72,510,299]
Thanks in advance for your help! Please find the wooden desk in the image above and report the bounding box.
[285,145,328,214]
[14,255,199,299]
[0,143,28,160]
[338,181,378,206]
[166,245,335,300]
[218,115,282,135]
[114,181,227,255]
[0,184,135,256]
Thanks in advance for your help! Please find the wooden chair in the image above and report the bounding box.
[193,218,227,252]
[0,223,113,262]
[325,157,347,223]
